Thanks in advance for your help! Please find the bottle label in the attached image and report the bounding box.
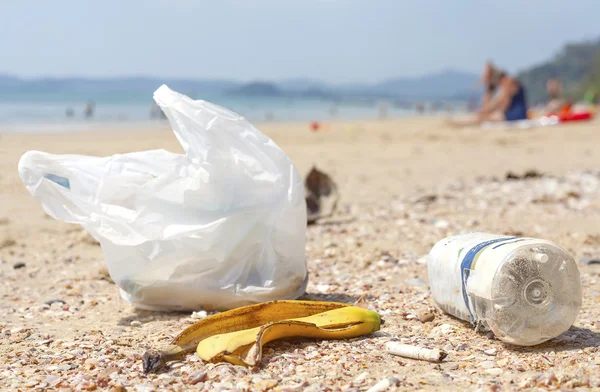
[428,232,560,324]
[459,236,517,322]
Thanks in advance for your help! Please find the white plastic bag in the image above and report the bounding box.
[18,85,308,311]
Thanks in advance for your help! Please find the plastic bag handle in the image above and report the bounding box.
[153,84,245,159]
[18,150,98,225]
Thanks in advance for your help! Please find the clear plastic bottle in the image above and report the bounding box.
[428,233,582,346]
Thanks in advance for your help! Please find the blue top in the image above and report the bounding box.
[504,84,528,121]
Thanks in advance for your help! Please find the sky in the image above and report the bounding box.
[2,0,600,84]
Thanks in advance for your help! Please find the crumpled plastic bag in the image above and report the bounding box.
[18,85,308,311]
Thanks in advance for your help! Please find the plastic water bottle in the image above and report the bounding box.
[428,233,582,346]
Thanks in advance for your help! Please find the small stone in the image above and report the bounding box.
[483,348,497,356]
[481,360,496,369]
[45,375,60,386]
[316,284,330,293]
[24,380,39,388]
[580,258,600,265]
[1,238,16,249]
[109,386,127,392]
[98,366,119,380]
[130,321,142,327]
[388,377,400,386]
[98,266,113,283]
[80,231,100,246]
[414,194,437,204]
[496,357,509,367]
[256,379,278,390]
[191,310,208,320]
[45,299,67,306]
[407,278,427,286]
[418,310,435,323]
[187,371,207,385]
[354,371,370,382]
[13,262,26,269]
[433,219,449,229]
[446,363,459,371]
[77,379,97,390]
[485,368,503,376]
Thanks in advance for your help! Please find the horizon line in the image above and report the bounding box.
[0,67,478,86]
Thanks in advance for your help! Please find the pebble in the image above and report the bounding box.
[45,375,60,386]
[406,278,427,286]
[77,379,97,390]
[483,348,497,356]
[481,360,496,369]
[354,371,370,382]
[187,371,207,385]
[45,299,67,306]
[433,219,450,229]
[13,262,26,269]
[485,368,504,376]
[130,321,142,327]
[134,384,155,392]
[191,310,208,320]
[580,257,600,265]
[256,379,278,390]
[417,310,435,323]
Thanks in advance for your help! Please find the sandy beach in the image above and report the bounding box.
[2,116,600,391]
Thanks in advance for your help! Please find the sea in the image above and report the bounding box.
[0,91,468,133]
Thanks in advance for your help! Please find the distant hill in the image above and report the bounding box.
[0,75,237,96]
[0,69,480,101]
[517,38,600,104]
[277,78,329,93]
[226,82,283,97]
[373,69,479,99]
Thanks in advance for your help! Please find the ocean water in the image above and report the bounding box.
[0,91,466,133]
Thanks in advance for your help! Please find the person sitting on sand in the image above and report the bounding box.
[584,87,598,106]
[544,78,571,114]
[449,62,528,126]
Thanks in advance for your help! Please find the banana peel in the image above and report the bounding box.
[142,300,380,372]
[198,306,381,366]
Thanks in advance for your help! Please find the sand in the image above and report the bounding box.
[1,116,600,391]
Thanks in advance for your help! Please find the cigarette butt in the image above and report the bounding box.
[386,341,447,362]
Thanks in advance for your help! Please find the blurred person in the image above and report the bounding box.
[378,102,388,119]
[544,77,571,114]
[415,102,425,114]
[84,100,95,119]
[449,62,527,126]
[584,87,598,106]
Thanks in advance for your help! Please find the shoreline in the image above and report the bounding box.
[0,113,456,135]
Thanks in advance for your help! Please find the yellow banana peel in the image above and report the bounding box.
[142,300,380,372]
[198,306,381,366]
